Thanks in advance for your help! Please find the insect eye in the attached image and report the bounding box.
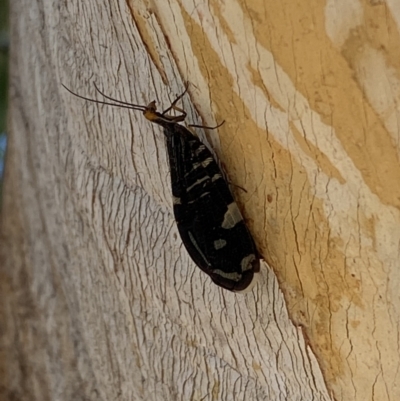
[147,101,157,112]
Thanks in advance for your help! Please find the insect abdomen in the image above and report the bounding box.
[164,124,259,292]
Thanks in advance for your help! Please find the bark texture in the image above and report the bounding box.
[1,0,399,400]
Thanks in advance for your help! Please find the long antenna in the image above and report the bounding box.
[92,83,150,109]
[61,84,147,112]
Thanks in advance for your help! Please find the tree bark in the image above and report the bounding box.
[1,0,399,400]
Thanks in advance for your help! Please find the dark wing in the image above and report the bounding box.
[164,124,259,292]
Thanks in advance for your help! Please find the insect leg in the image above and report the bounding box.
[161,82,189,118]
[227,181,247,193]
[189,120,225,130]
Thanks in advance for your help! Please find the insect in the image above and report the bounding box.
[62,83,260,292]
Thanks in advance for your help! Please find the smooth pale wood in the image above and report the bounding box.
[1,0,399,400]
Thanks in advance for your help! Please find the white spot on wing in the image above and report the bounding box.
[201,157,214,168]
[172,196,181,205]
[214,239,227,250]
[221,202,243,229]
[195,145,206,155]
[211,173,222,182]
[186,176,208,192]
[241,254,256,271]
[184,162,201,178]
[188,231,210,266]
[212,270,242,281]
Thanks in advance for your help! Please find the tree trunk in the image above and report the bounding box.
[1,0,399,400]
